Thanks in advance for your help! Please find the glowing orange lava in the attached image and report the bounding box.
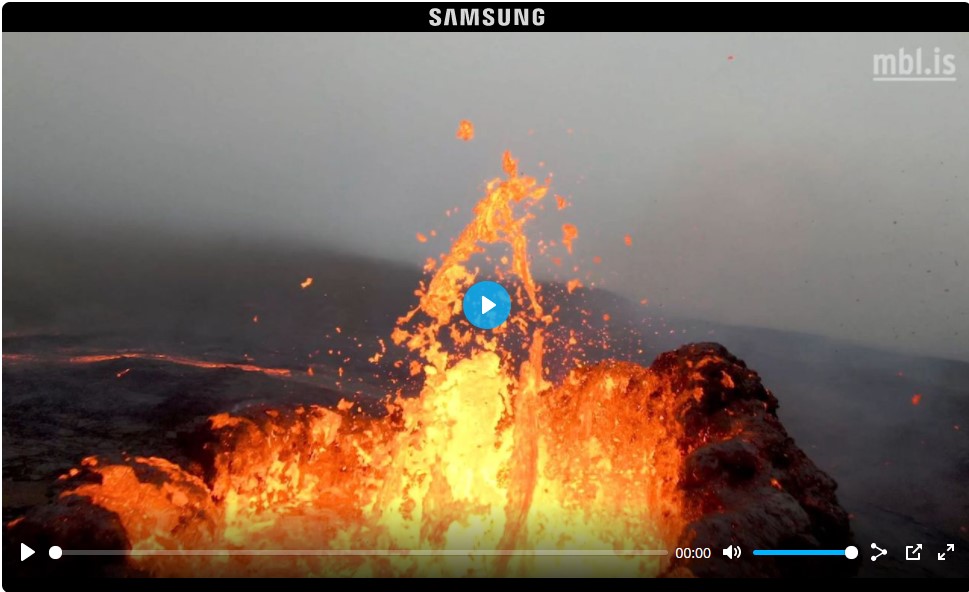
[562,223,578,254]
[44,148,687,577]
[456,119,474,141]
[62,353,293,377]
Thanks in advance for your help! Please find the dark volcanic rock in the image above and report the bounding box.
[656,343,855,578]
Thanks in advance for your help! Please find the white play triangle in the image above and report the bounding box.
[481,295,496,314]
[21,543,35,561]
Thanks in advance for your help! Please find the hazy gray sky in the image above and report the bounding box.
[4,32,968,359]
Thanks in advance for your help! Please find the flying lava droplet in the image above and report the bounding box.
[562,224,579,254]
[727,55,736,62]
[911,393,922,406]
[300,277,313,289]
[624,234,633,247]
[456,119,474,141]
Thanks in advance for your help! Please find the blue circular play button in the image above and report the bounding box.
[463,281,512,330]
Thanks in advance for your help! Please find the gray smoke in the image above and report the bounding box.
[3,32,968,359]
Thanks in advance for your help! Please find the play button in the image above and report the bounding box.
[481,295,496,315]
[21,543,35,561]
[463,281,511,330]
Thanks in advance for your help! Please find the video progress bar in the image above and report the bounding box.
[61,549,669,557]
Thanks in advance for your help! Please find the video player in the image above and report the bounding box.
[2,10,967,589]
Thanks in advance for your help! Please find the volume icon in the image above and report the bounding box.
[722,545,742,559]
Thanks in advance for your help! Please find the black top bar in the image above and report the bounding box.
[3,3,966,33]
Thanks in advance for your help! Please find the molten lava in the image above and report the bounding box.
[44,148,690,577]
[456,119,474,141]
[2,352,291,378]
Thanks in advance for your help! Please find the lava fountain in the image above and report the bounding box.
[46,149,685,576]
[12,143,851,578]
